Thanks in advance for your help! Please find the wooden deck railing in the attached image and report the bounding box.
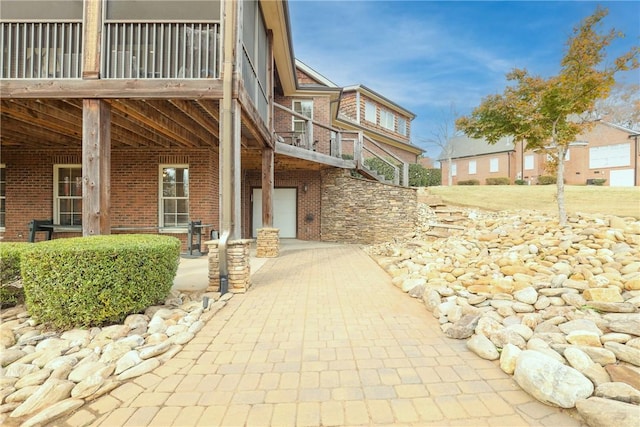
[274,103,409,186]
[102,22,220,79]
[1,21,83,79]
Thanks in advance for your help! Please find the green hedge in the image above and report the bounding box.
[457,179,480,185]
[0,242,30,308]
[486,177,511,185]
[409,164,441,187]
[514,179,527,185]
[21,234,180,329]
[538,175,557,185]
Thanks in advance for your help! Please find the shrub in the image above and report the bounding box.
[457,179,480,185]
[0,242,30,308]
[514,179,527,185]
[409,164,441,187]
[538,175,557,185]
[588,178,607,186]
[486,177,511,185]
[21,234,180,329]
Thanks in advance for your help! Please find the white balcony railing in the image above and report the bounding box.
[1,22,83,79]
[102,22,220,79]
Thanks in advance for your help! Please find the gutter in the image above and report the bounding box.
[219,0,236,294]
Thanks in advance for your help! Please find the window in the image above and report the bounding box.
[160,165,189,228]
[292,100,313,133]
[468,160,477,175]
[380,109,395,131]
[524,155,535,170]
[0,165,5,229]
[364,101,376,123]
[589,143,630,168]
[452,163,457,177]
[397,117,407,136]
[490,157,499,173]
[54,165,82,226]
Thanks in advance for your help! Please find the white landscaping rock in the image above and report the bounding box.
[514,350,594,408]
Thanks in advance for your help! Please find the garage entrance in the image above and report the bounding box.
[252,188,297,238]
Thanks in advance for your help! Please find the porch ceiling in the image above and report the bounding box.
[0,98,261,150]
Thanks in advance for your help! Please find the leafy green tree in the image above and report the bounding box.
[456,7,638,225]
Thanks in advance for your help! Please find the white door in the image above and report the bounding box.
[609,169,634,187]
[252,188,297,238]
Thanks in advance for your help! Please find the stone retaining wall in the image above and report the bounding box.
[321,169,418,244]
[206,239,252,293]
[256,228,279,258]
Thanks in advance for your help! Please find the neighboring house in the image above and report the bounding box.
[440,121,639,186]
[0,0,420,249]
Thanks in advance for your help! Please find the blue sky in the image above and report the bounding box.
[288,0,640,158]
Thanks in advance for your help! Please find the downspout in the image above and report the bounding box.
[219,0,236,294]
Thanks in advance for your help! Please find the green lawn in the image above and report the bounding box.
[426,185,640,218]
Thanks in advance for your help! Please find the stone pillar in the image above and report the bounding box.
[256,228,279,258]
[206,239,252,293]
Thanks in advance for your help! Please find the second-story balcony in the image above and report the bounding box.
[1,21,83,79]
[102,22,220,79]
[1,21,221,80]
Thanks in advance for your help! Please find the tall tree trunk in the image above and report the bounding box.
[447,157,453,186]
[556,145,567,226]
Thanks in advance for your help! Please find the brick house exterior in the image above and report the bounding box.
[0,0,421,248]
[440,122,639,186]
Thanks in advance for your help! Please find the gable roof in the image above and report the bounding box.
[342,85,416,119]
[439,134,515,161]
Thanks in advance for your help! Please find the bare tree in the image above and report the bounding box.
[593,82,640,129]
[419,103,459,186]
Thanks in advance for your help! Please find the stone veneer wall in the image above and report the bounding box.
[206,239,252,293]
[256,228,279,258]
[321,169,418,244]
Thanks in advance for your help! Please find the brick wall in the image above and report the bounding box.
[243,169,322,240]
[0,147,218,249]
[321,169,418,244]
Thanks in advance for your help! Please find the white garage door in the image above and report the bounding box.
[252,188,297,238]
[609,169,634,187]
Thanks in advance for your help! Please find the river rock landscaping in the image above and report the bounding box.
[0,290,231,427]
[365,203,640,427]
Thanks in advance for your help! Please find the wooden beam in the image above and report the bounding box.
[3,100,82,139]
[1,79,225,99]
[0,113,81,146]
[83,0,103,79]
[145,100,212,146]
[109,100,197,148]
[275,141,356,169]
[61,99,165,148]
[262,147,274,228]
[238,84,273,148]
[82,99,111,236]
[170,99,220,139]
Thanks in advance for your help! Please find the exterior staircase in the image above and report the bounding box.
[417,189,468,239]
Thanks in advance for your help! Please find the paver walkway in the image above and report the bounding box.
[61,244,583,426]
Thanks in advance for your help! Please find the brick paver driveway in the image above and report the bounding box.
[66,244,583,426]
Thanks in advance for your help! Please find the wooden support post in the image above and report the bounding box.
[82,99,111,236]
[83,0,103,79]
[262,147,274,228]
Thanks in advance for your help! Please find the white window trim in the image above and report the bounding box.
[524,155,535,170]
[380,109,395,131]
[452,163,457,177]
[0,164,5,231]
[364,101,376,123]
[468,160,477,175]
[489,157,499,173]
[292,99,313,132]
[159,164,190,231]
[53,164,82,226]
[397,117,407,136]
